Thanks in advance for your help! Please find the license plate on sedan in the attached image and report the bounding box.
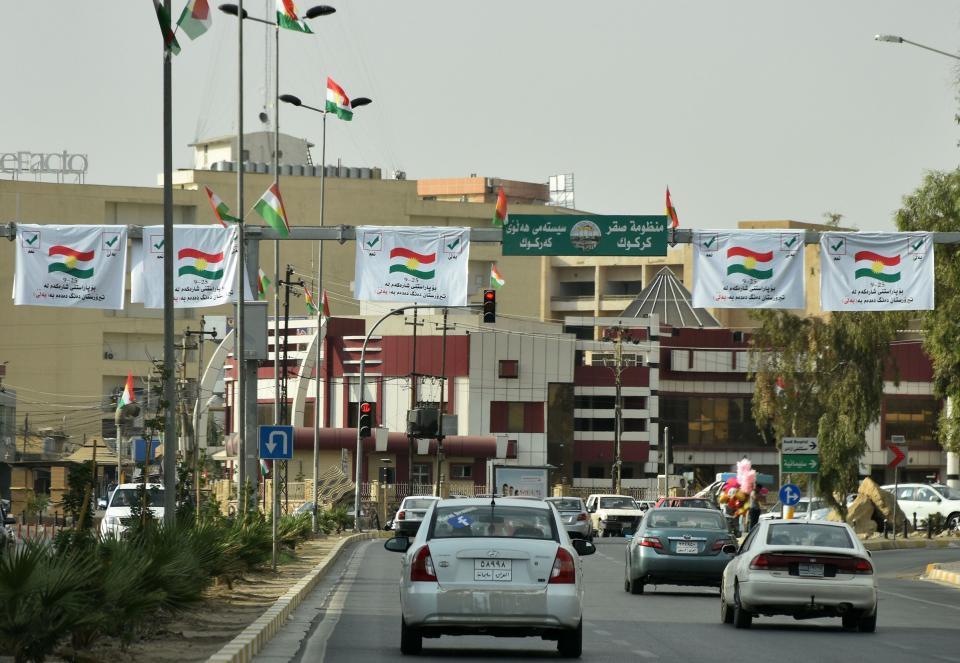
[798,563,825,577]
[675,541,699,554]
[475,559,512,581]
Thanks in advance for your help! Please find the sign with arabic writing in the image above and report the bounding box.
[14,224,128,309]
[354,226,470,306]
[131,225,248,308]
[692,230,805,309]
[819,232,934,311]
[501,214,668,256]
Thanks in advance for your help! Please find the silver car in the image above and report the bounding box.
[384,497,596,657]
[392,495,440,537]
[546,497,593,541]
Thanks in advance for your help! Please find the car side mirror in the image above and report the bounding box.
[935,497,942,503]
[722,544,738,555]
[384,536,411,553]
[587,506,596,513]
[572,539,596,556]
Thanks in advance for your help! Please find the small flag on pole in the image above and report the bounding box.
[490,264,505,290]
[176,0,211,40]
[665,186,680,229]
[254,183,291,238]
[257,268,271,301]
[152,0,182,55]
[260,459,270,476]
[116,372,135,414]
[492,186,507,227]
[204,186,239,227]
[276,0,312,33]
[325,78,354,121]
[304,286,318,316]
[321,289,331,318]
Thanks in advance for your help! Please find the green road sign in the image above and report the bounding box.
[502,214,668,256]
[781,454,820,474]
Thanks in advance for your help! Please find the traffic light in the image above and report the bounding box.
[482,289,496,323]
[358,401,373,438]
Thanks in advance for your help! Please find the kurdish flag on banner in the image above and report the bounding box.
[257,268,271,301]
[254,183,291,238]
[304,286,318,315]
[490,264,505,289]
[665,186,680,229]
[277,0,312,33]
[326,78,353,121]
[204,187,239,227]
[152,0,181,54]
[492,186,507,226]
[117,372,136,414]
[176,0,211,40]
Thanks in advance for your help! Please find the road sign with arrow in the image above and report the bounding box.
[259,425,294,460]
[887,438,907,468]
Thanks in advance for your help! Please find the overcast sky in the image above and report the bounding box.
[2,1,958,231]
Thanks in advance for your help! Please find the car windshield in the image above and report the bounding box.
[431,505,556,540]
[548,498,583,511]
[110,488,163,508]
[767,523,853,548]
[647,512,727,529]
[404,498,438,510]
[599,497,637,509]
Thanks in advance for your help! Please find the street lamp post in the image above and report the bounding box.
[280,92,372,530]
[601,326,640,495]
[874,34,960,61]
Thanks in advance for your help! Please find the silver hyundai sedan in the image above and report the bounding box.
[383,497,596,657]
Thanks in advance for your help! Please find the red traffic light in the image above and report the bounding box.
[360,402,372,414]
[484,290,495,302]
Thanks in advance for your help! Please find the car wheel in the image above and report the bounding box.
[858,609,878,633]
[733,582,752,629]
[630,578,645,595]
[557,619,582,658]
[400,617,422,655]
[947,512,960,532]
[720,592,734,624]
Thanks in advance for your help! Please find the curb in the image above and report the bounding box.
[863,538,959,552]
[924,563,960,587]
[205,530,381,663]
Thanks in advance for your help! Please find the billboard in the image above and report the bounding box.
[492,465,549,499]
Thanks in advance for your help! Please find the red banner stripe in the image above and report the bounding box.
[48,245,94,261]
[178,248,224,262]
[726,246,773,261]
[389,247,437,263]
[854,251,899,266]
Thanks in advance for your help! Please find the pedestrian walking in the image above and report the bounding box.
[748,485,763,532]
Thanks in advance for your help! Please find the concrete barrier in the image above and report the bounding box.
[924,563,960,588]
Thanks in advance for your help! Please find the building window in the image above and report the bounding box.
[412,463,431,484]
[574,395,647,410]
[490,401,544,433]
[659,396,768,448]
[450,464,472,480]
[499,360,519,379]
[623,396,646,410]
[884,397,940,449]
[587,465,606,479]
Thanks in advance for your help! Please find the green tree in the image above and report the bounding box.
[750,309,904,514]
[61,462,94,530]
[895,168,960,453]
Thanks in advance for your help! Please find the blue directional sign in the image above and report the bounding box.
[779,483,801,507]
[258,425,294,460]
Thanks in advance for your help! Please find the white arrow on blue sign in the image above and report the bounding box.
[258,425,294,460]
[779,483,801,507]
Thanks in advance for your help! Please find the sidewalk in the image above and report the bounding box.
[862,536,960,552]
[924,561,960,588]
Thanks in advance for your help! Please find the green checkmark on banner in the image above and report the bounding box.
[154,240,164,250]
[447,238,460,250]
[912,240,924,251]
[25,234,38,245]
[106,236,118,247]
[366,236,379,248]
[831,240,843,252]
[785,236,797,247]
[703,236,717,248]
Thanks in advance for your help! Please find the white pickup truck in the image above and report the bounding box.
[585,494,645,537]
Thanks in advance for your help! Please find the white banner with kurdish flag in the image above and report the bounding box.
[692,230,804,309]
[819,232,934,311]
[14,224,128,309]
[354,226,470,306]
[132,225,244,308]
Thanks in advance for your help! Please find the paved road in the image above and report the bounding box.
[258,538,960,663]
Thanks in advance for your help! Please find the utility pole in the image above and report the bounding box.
[435,309,453,498]
[405,310,424,488]
[185,317,218,519]
[277,265,304,515]
[602,325,628,495]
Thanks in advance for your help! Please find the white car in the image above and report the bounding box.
[99,483,165,538]
[383,497,596,657]
[392,496,441,537]
[585,494,645,537]
[720,519,877,632]
[881,483,960,531]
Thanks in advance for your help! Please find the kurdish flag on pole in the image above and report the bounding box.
[304,286,319,316]
[326,78,353,121]
[277,0,312,33]
[254,183,291,238]
[257,268,271,301]
[260,459,270,477]
[205,187,239,227]
[665,186,680,229]
[490,263,505,289]
[153,0,181,55]
[492,186,507,226]
[117,372,136,414]
[321,289,331,318]
[176,0,211,40]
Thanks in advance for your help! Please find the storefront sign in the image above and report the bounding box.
[502,214,668,256]
[0,150,88,176]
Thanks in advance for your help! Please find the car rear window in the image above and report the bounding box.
[647,512,726,529]
[110,488,164,508]
[548,498,583,510]
[767,523,853,548]
[431,505,557,540]
[404,498,438,510]
[599,497,637,509]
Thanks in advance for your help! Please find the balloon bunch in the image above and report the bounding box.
[717,458,758,518]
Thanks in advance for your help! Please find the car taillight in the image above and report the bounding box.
[750,553,789,570]
[549,547,576,584]
[639,536,663,550]
[397,511,406,521]
[853,558,873,575]
[577,512,588,521]
[410,545,437,582]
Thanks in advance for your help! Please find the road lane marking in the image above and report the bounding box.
[300,542,369,663]
[878,588,960,611]
[633,650,657,658]
[593,629,611,636]
[613,639,631,647]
